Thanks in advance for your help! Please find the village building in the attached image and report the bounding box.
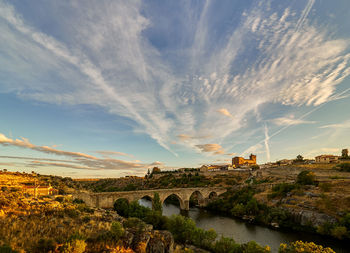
[315,155,339,163]
[199,164,233,172]
[232,154,257,168]
[22,185,57,197]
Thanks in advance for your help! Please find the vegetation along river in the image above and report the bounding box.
[138,199,349,253]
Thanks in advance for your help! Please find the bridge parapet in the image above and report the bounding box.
[73,187,226,211]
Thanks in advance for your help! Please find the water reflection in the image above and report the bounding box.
[138,199,349,253]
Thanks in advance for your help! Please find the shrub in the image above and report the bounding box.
[192,228,217,249]
[144,211,168,230]
[231,203,245,217]
[251,165,260,170]
[72,198,85,204]
[212,237,240,253]
[330,226,347,239]
[110,221,124,239]
[278,241,335,253]
[243,241,270,253]
[166,215,197,244]
[114,198,130,217]
[60,239,86,253]
[296,171,316,185]
[334,163,350,172]
[0,245,18,253]
[152,192,162,213]
[268,183,296,198]
[124,217,146,233]
[319,183,332,192]
[316,222,334,235]
[32,238,55,253]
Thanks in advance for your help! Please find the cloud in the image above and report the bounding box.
[0,1,349,162]
[195,144,224,155]
[319,120,350,129]
[0,133,97,160]
[177,134,211,142]
[95,151,132,158]
[304,148,341,158]
[225,153,236,156]
[217,108,233,118]
[271,117,316,126]
[149,161,164,167]
[0,133,146,171]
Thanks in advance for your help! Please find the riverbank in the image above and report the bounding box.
[139,199,348,253]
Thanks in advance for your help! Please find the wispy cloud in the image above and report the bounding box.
[319,120,350,129]
[95,151,133,158]
[0,133,148,172]
[304,148,341,158]
[0,133,97,160]
[272,117,316,126]
[0,0,349,162]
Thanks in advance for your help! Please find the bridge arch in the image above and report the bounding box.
[161,193,187,211]
[189,190,205,207]
[208,191,218,199]
[137,195,153,209]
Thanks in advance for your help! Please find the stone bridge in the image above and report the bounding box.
[73,187,226,211]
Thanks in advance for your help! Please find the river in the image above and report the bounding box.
[138,199,349,253]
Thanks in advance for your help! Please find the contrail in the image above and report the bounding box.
[241,86,350,157]
[295,0,315,32]
[264,124,271,162]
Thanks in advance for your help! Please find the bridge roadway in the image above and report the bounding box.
[73,187,226,211]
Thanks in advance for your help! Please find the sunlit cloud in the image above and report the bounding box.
[195,144,225,155]
[217,108,233,118]
[0,133,146,171]
[271,117,316,126]
[95,151,133,158]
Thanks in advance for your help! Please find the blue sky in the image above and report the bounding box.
[0,0,350,178]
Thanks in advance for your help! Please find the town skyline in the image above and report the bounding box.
[1,0,350,178]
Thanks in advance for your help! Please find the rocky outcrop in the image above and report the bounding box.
[284,207,337,227]
[146,231,174,253]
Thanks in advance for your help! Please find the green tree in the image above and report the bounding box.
[152,192,163,213]
[113,198,130,217]
[296,171,316,185]
[295,155,304,163]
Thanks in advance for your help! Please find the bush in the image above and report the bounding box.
[330,226,347,239]
[319,183,332,192]
[144,211,168,230]
[152,192,162,213]
[0,245,18,253]
[114,198,130,217]
[166,215,197,244]
[212,237,240,253]
[231,203,246,217]
[316,222,334,235]
[110,221,124,240]
[60,239,86,253]
[296,171,316,185]
[268,183,296,198]
[335,163,350,172]
[278,241,335,253]
[33,238,55,253]
[124,217,146,233]
[243,241,270,253]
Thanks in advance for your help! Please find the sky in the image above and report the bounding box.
[0,0,350,178]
